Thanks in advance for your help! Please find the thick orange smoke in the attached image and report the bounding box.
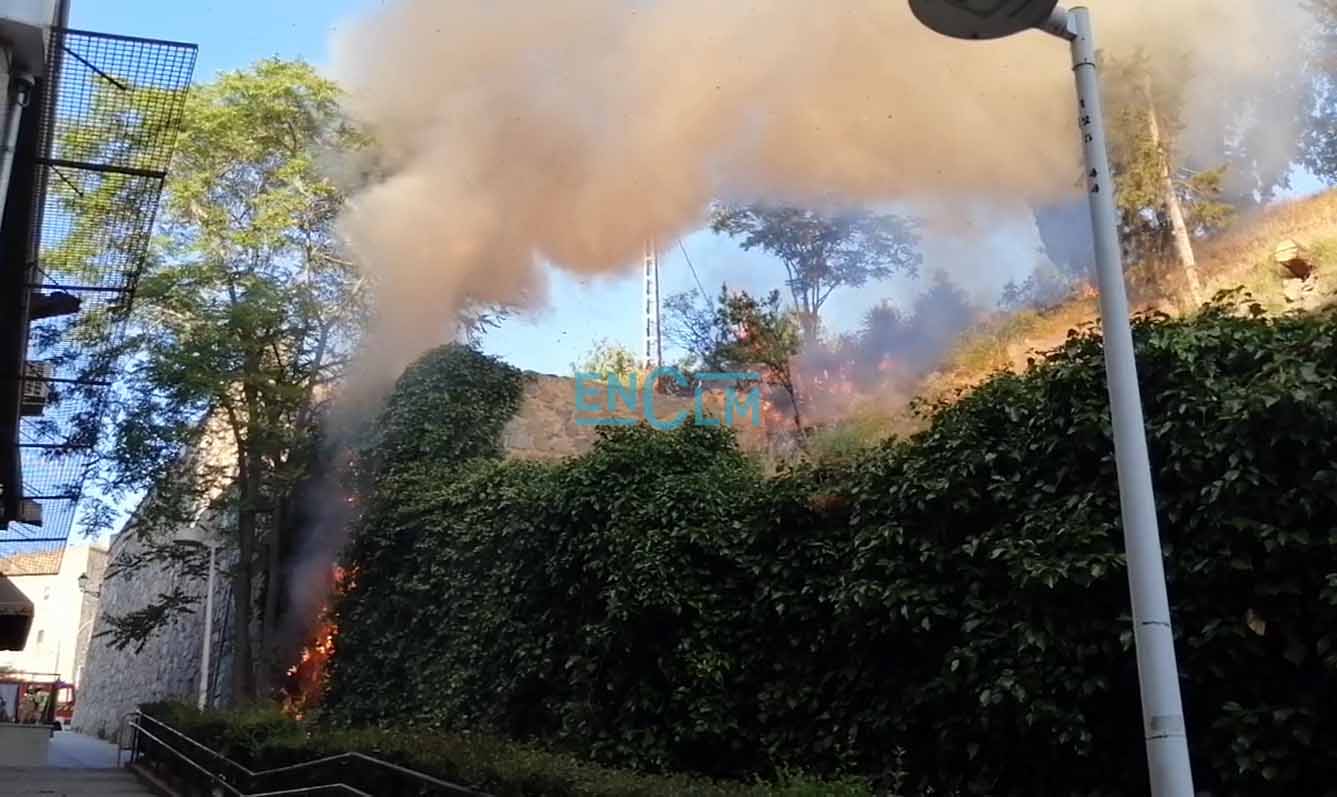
[332,0,1310,386]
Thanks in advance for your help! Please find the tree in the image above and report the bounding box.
[999,261,1074,312]
[663,289,730,373]
[1104,53,1233,299]
[709,205,920,343]
[714,288,804,435]
[83,60,367,702]
[573,338,638,379]
[1031,200,1094,283]
[848,271,977,378]
[458,305,511,347]
[1303,0,1337,182]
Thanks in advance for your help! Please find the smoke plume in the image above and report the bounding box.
[332,0,1310,381]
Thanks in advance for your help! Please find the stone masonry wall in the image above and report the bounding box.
[73,523,237,740]
[502,373,770,459]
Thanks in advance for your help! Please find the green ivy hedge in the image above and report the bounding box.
[136,702,871,796]
[326,303,1337,796]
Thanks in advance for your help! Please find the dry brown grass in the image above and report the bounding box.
[924,189,1337,399]
[795,190,1337,457]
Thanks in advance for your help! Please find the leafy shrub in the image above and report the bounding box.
[368,344,526,477]
[137,702,870,796]
[327,302,1337,796]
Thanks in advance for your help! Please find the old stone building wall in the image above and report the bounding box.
[502,373,770,459]
[72,520,237,740]
[73,416,240,740]
[72,547,108,687]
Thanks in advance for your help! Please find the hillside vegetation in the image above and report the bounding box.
[799,191,1337,462]
[936,190,1337,392]
[326,302,1337,796]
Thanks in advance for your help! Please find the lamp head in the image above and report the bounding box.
[908,0,1062,40]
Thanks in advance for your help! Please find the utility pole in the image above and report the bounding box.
[641,239,662,369]
[199,541,217,710]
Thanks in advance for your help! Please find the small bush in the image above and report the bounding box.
[136,702,871,796]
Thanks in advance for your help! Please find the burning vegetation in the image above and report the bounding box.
[281,565,351,719]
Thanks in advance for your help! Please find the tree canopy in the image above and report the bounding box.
[87,59,367,702]
[573,338,639,380]
[710,205,920,343]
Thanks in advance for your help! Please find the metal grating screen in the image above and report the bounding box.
[0,29,197,575]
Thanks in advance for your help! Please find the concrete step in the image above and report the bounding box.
[0,768,152,795]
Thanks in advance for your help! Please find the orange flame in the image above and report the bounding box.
[281,566,350,719]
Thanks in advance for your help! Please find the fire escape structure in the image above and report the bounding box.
[641,239,662,370]
[0,15,197,579]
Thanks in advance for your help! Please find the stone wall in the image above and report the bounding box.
[502,373,770,459]
[72,547,108,687]
[73,523,237,740]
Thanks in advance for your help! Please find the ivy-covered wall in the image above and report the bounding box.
[326,307,1337,796]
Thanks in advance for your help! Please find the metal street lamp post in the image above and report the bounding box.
[178,536,221,710]
[906,3,1194,796]
[197,540,219,710]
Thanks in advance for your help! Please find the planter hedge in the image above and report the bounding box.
[327,302,1337,795]
[136,702,871,796]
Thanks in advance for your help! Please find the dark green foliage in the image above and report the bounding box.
[330,344,526,726]
[328,302,1337,796]
[368,344,526,477]
[137,702,870,796]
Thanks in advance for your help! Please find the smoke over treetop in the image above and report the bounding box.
[333,0,1309,378]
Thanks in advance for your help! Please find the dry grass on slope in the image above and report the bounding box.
[929,189,1337,397]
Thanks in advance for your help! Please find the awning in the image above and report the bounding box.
[0,575,33,651]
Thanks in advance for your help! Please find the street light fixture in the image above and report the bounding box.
[908,0,1064,39]
[907,3,1195,796]
[76,573,99,599]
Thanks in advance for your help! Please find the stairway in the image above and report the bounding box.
[0,768,151,795]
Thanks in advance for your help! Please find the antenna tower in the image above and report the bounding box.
[641,239,662,369]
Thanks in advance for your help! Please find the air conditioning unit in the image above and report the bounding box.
[18,500,42,526]
[20,362,52,417]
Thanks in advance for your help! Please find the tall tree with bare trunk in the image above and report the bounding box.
[80,60,367,703]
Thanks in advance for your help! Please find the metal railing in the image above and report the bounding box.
[117,710,486,797]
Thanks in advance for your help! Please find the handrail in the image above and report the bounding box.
[129,719,370,797]
[125,711,487,797]
[115,710,137,767]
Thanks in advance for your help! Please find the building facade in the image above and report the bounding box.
[0,544,107,685]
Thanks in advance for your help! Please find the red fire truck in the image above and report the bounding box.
[0,672,74,730]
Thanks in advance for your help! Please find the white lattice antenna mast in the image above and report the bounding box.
[641,239,663,369]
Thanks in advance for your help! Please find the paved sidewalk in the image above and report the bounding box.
[46,731,122,768]
[0,767,150,794]
[0,732,150,795]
